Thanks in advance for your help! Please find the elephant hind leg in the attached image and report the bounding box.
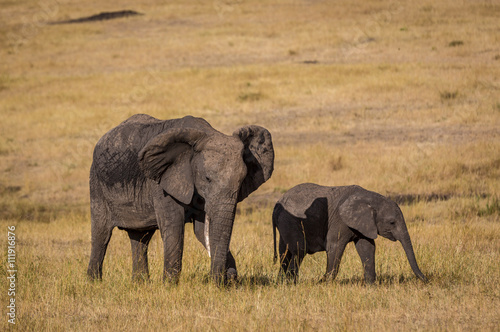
[288,252,304,284]
[278,240,292,282]
[127,229,156,281]
[87,216,114,280]
[88,179,114,280]
[278,238,303,284]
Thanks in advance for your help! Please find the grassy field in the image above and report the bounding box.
[1,0,499,330]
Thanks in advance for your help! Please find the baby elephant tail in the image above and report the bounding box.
[272,203,282,264]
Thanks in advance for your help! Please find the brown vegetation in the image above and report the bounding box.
[1,0,499,330]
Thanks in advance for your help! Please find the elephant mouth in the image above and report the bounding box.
[387,234,397,242]
[378,229,397,242]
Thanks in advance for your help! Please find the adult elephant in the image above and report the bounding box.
[87,114,274,285]
[273,183,427,284]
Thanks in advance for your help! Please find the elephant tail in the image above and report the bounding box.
[272,203,281,264]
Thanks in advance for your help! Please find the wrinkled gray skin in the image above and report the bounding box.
[87,114,274,285]
[273,183,427,284]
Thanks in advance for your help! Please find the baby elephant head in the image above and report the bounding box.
[339,191,428,282]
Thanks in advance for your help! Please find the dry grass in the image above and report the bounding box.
[1,0,499,330]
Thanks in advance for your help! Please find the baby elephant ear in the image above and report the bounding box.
[138,128,206,205]
[233,125,274,202]
[339,196,378,240]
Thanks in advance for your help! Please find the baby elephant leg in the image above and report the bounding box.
[354,237,376,284]
[278,237,304,284]
[323,237,350,282]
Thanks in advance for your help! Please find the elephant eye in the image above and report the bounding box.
[205,176,212,183]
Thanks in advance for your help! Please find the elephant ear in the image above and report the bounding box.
[278,184,330,219]
[233,125,275,202]
[278,192,317,219]
[138,128,206,205]
[339,195,378,240]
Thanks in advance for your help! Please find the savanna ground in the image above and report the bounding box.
[1,0,499,330]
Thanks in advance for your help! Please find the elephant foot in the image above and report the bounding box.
[225,275,238,288]
[363,277,376,285]
[87,268,102,281]
[319,272,337,284]
[209,270,238,287]
[226,268,238,282]
[285,274,298,284]
[277,270,297,284]
[132,272,150,283]
[163,271,181,285]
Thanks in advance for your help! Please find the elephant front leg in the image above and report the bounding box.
[156,196,186,284]
[127,229,155,281]
[323,239,350,283]
[161,222,185,284]
[354,237,376,284]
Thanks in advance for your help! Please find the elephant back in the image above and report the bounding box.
[278,183,331,219]
[326,185,361,216]
[90,114,214,188]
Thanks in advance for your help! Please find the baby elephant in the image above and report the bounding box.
[273,183,427,284]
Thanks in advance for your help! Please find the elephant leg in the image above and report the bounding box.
[225,251,237,281]
[87,225,113,280]
[278,238,291,281]
[193,217,238,280]
[127,229,155,281]
[354,237,376,284]
[87,197,113,280]
[278,237,304,284]
[156,196,186,284]
[288,252,304,284]
[323,238,350,282]
[276,212,306,284]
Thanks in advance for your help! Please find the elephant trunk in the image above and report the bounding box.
[206,197,237,285]
[398,231,428,282]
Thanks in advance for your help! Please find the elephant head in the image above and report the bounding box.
[138,124,274,283]
[339,191,428,282]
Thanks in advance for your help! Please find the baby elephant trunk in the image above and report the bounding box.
[399,233,428,282]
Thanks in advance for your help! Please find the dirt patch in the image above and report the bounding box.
[52,10,142,24]
[237,191,282,215]
[388,192,489,205]
[0,184,21,196]
[274,125,500,147]
[388,193,452,205]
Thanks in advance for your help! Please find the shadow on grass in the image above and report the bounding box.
[342,273,431,286]
[123,272,435,289]
[388,192,489,205]
[194,273,274,289]
[200,273,430,288]
[238,274,274,287]
[318,273,432,286]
